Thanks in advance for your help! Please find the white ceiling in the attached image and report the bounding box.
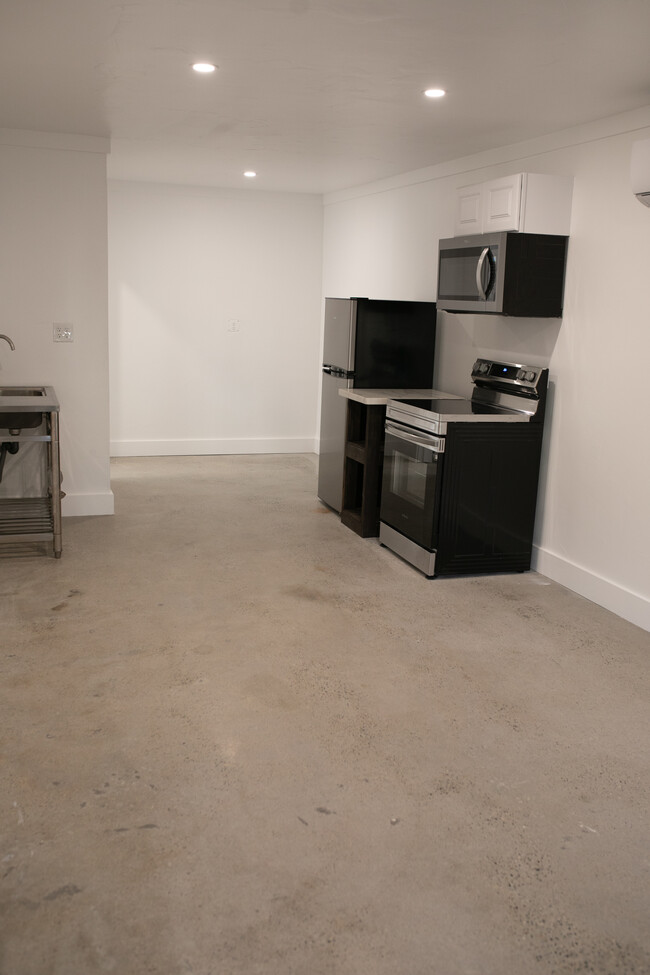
[2,0,649,194]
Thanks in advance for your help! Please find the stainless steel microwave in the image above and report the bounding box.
[436,231,568,317]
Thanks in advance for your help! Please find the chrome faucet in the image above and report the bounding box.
[0,334,16,351]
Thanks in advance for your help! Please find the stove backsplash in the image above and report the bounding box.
[432,311,561,397]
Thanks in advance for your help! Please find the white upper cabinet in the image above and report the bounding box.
[455,184,484,234]
[483,174,525,231]
[454,173,573,236]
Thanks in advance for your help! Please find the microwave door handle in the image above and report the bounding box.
[476,247,490,299]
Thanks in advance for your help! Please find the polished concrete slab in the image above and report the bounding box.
[1,454,649,975]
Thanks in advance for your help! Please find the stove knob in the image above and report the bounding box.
[480,362,489,374]
[516,369,525,380]
[526,371,536,382]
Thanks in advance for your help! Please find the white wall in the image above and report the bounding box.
[0,131,113,516]
[323,107,650,632]
[108,181,323,455]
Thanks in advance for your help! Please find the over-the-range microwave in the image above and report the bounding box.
[436,231,568,317]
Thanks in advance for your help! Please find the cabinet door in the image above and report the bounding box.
[454,183,483,235]
[453,172,571,237]
[482,174,523,232]
[518,173,573,235]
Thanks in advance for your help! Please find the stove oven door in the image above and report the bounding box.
[380,420,445,551]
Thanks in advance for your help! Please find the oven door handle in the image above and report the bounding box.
[385,421,445,454]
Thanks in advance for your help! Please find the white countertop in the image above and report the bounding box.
[339,387,463,405]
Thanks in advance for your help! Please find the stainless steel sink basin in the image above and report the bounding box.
[0,387,46,396]
[0,388,47,429]
[0,413,43,430]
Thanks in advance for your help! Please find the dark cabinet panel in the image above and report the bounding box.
[435,424,543,575]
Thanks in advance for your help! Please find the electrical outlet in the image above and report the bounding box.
[227,319,241,333]
[53,323,74,342]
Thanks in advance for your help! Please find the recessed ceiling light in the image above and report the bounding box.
[192,62,216,74]
[424,88,446,98]
[244,171,257,178]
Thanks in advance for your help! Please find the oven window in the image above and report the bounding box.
[380,430,444,550]
[392,450,428,508]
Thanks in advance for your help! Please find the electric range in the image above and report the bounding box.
[378,358,548,578]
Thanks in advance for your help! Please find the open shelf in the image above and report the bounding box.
[345,441,366,464]
[340,401,387,538]
[0,497,55,539]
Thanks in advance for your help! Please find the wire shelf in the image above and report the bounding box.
[0,497,54,539]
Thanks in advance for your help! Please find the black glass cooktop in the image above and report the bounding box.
[397,397,516,416]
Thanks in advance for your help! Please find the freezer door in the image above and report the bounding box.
[354,299,436,388]
[317,370,349,512]
[322,298,356,372]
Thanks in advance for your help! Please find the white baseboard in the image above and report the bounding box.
[62,491,115,517]
[533,546,650,633]
[110,437,317,457]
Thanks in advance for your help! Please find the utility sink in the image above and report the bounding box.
[0,386,52,431]
[0,383,62,558]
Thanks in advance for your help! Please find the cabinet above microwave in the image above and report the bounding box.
[454,173,573,237]
[437,232,568,317]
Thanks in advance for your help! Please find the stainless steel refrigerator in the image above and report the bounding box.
[317,297,437,512]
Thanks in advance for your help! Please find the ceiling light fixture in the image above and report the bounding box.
[424,88,446,98]
[244,171,257,178]
[192,62,216,74]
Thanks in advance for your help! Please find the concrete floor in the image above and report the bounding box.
[1,454,649,975]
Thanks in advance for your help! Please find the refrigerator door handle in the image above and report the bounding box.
[323,364,354,380]
[348,299,358,374]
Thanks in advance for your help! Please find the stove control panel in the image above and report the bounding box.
[472,358,541,393]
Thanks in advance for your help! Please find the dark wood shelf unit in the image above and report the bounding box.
[340,400,387,538]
